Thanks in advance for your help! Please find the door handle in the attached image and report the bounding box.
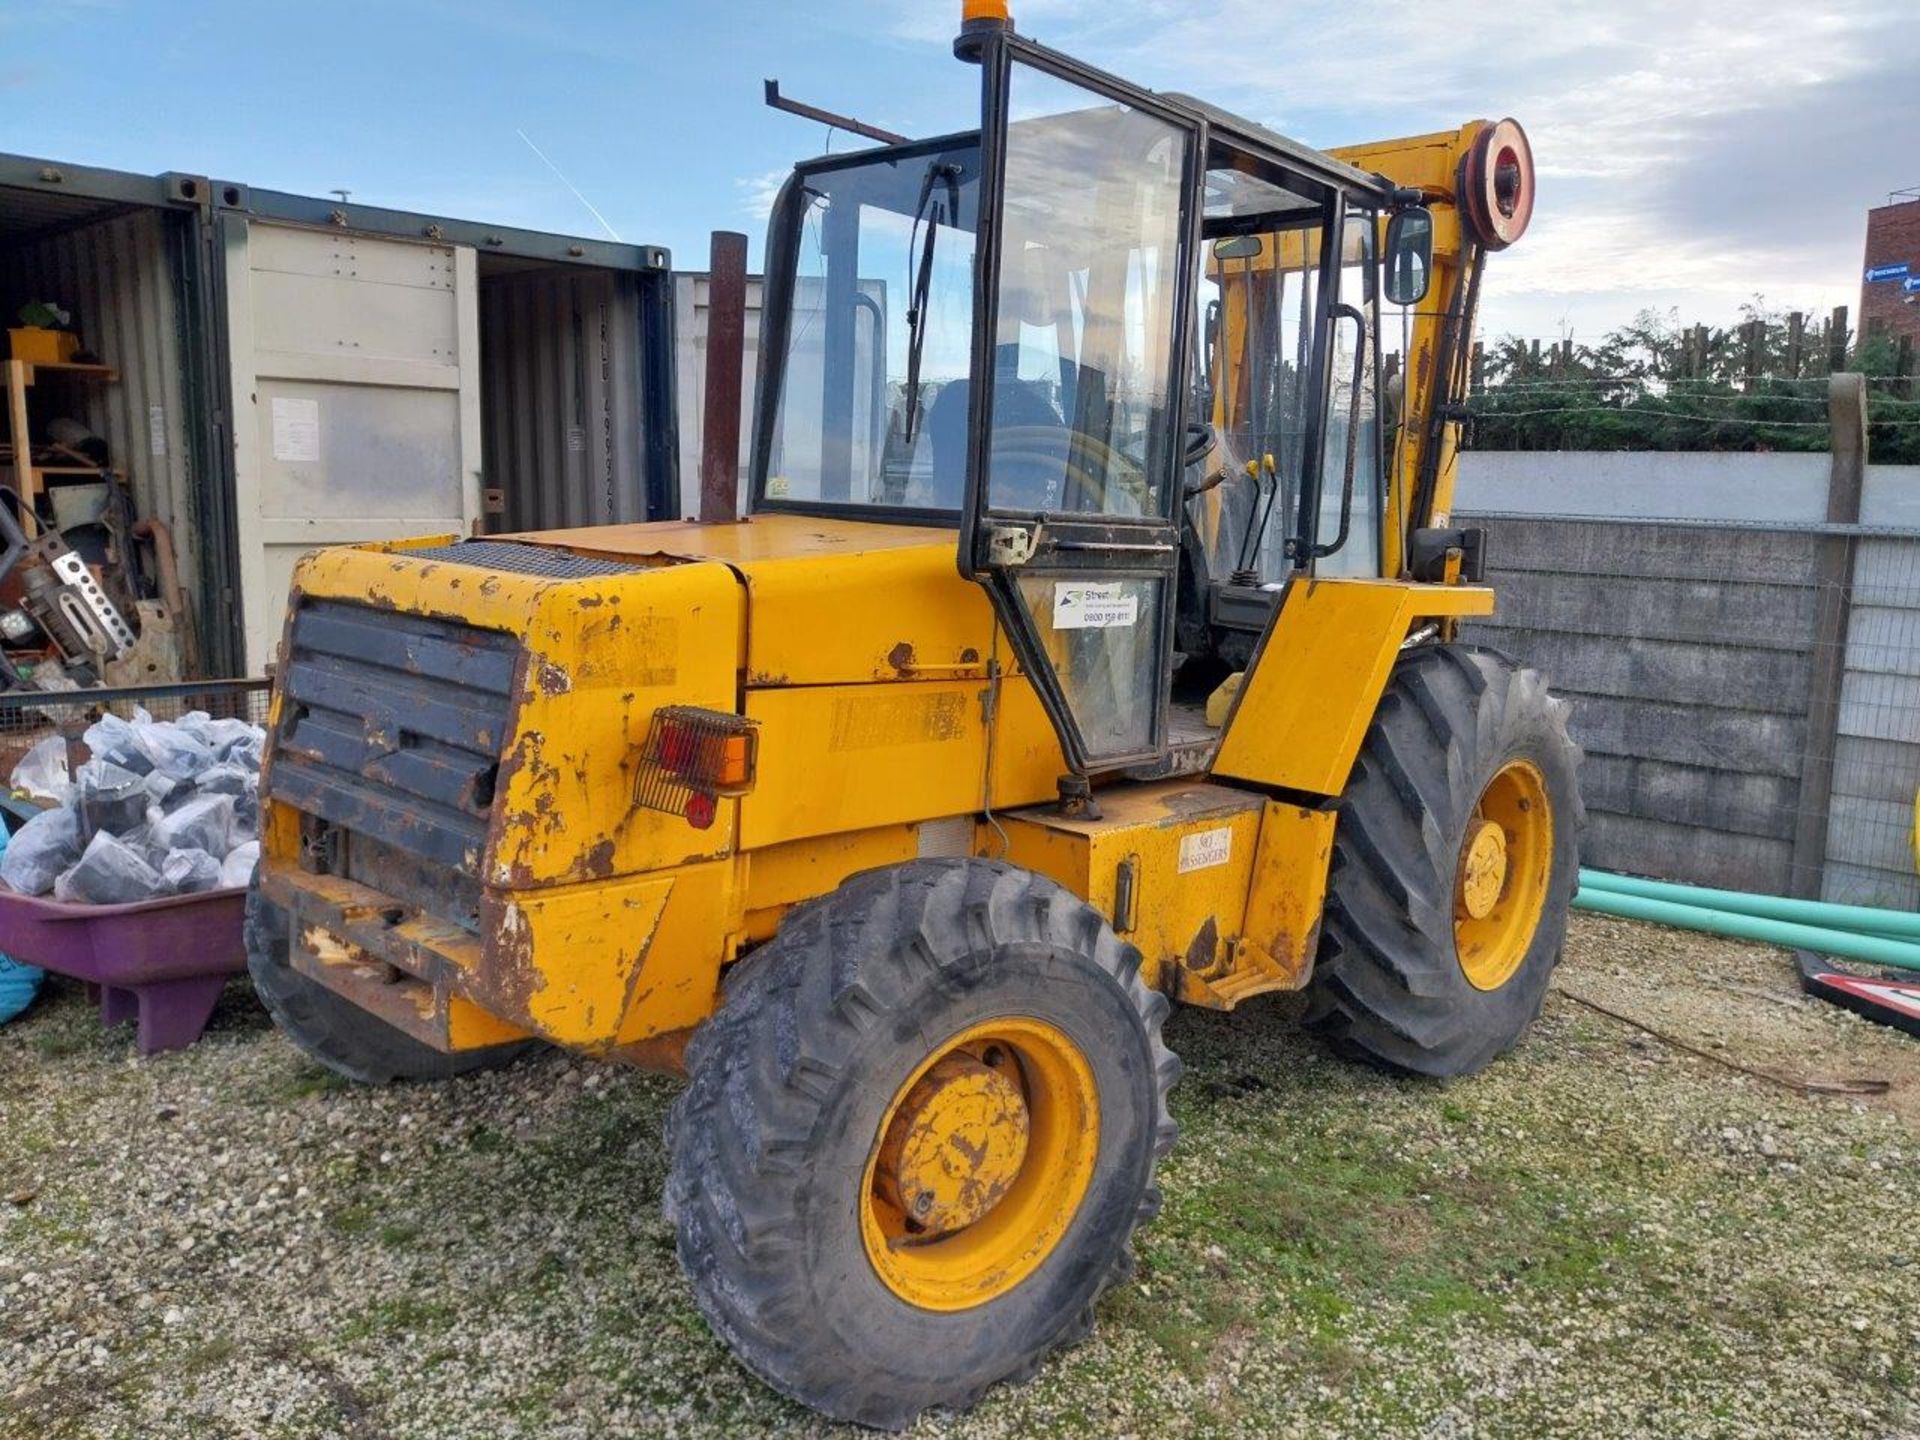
[985,524,1036,566]
[1313,302,1369,560]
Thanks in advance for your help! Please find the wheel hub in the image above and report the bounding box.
[1458,819,1509,921]
[1453,759,1554,992]
[874,1051,1029,1236]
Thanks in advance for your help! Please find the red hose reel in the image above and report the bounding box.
[1459,118,1535,251]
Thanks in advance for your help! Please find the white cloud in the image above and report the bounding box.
[737,166,790,223]
[878,0,1917,336]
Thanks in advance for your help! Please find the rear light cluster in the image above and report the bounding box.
[634,706,758,830]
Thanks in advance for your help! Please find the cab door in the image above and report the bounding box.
[958,43,1202,774]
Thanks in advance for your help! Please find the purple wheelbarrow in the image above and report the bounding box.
[0,887,247,1053]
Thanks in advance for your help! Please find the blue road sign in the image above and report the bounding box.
[1867,262,1911,282]
[1906,276,1920,293]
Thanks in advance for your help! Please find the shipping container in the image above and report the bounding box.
[2,151,679,675]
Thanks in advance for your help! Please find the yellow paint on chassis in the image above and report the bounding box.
[262,518,1492,1064]
[860,1018,1099,1311]
[1212,577,1494,798]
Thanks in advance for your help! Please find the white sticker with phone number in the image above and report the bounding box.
[1178,827,1233,873]
[1052,580,1138,630]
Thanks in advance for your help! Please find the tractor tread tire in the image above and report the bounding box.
[245,877,532,1086]
[664,858,1178,1430]
[1305,644,1584,1077]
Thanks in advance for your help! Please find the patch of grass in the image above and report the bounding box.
[327,1204,375,1236]
[376,1221,420,1248]
[181,1336,239,1374]
[338,1294,458,1343]
[465,1124,506,1154]
[272,1064,351,1101]
[30,1028,93,1061]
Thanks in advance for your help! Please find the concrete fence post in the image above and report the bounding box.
[1789,373,1869,898]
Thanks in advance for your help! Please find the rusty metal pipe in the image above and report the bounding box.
[132,516,199,677]
[699,230,749,524]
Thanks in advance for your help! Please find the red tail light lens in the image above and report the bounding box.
[635,706,758,828]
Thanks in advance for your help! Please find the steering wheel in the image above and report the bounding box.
[988,426,1154,516]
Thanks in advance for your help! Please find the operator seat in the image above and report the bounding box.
[925,377,1071,511]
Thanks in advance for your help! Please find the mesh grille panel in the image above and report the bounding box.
[403,540,639,579]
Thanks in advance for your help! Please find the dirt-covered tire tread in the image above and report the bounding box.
[664,857,1178,1430]
[1305,643,1584,1078]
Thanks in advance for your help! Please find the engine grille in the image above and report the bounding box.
[401,540,638,580]
[267,599,519,895]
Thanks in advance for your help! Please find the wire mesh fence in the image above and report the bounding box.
[0,679,271,781]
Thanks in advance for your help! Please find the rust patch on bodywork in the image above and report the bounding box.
[886,641,916,677]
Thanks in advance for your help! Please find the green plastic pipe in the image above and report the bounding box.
[1572,886,1920,972]
[1577,867,1920,940]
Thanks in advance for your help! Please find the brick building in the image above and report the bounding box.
[1861,187,1920,349]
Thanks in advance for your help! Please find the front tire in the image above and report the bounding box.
[1306,644,1583,1077]
[665,858,1178,1429]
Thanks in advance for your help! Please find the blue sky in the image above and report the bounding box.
[6,0,1915,342]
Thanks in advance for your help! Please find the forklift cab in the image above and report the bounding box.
[751,23,1430,775]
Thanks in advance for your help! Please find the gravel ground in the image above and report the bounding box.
[2,912,1917,1439]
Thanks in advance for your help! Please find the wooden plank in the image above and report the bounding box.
[1830,734,1920,807]
[5,360,35,536]
[1843,605,1920,677]
[1850,538,1920,606]
[1823,793,1915,872]
[1820,860,1920,910]
[1790,374,1866,897]
[1837,669,1920,743]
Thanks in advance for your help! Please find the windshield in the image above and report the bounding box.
[981,67,1189,520]
[757,141,981,511]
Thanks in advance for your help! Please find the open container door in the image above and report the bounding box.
[959,37,1202,775]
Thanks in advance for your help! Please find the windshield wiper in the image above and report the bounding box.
[900,161,963,447]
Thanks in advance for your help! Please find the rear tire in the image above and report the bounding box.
[1306,644,1583,1077]
[245,876,531,1085]
[665,858,1178,1429]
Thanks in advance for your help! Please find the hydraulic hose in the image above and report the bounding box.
[1577,868,1920,941]
[1572,886,1920,974]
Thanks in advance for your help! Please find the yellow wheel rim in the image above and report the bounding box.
[1454,760,1553,992]
[860,1018,1099,1311]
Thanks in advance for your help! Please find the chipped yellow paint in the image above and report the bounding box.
[996,780,1266,995]
[1459,820,1507,920]
[873,1052,1030,1235]
[472,859,739,1049]
[742,824,921,941]
[1331,124,1490,577]
[1455,760,1553,992]
[286,539,744,885]
[1211,578,1494,798]
[742,678,1059,850]
[1197,802,1339,1008]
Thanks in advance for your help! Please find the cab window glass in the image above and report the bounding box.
[764,147,979,509]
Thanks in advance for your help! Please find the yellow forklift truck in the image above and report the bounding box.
[247,3,1575,1424]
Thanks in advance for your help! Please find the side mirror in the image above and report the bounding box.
[1384,207,1433,306]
